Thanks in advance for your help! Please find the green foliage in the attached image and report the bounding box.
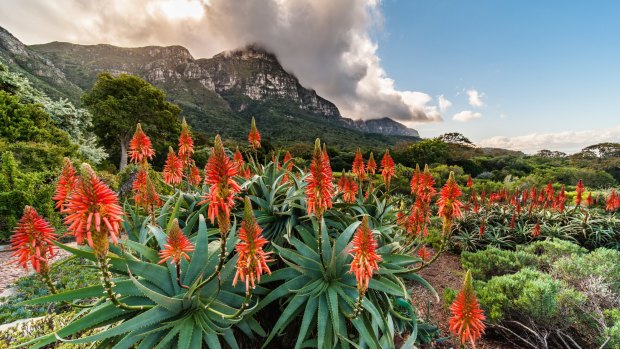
[82,73,181,169]
[517,239,587,270]
[552,247,620,292]
[0,258,100,324]
[393,138,448,167]
[461,247,537,281]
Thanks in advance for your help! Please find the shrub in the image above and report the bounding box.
[461,247,537,281]
[517,238,587,271]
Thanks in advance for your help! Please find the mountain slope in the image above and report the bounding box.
[0,26,420,148]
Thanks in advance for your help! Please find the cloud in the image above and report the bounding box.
[467,89,485,107]
[0,0,444,123]
[478,125,620,153]
[438,94,452,112]
[453,110,482,122]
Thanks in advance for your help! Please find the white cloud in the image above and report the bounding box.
[453,110,482,122]
[438,94,452,112]
[500,113,508,119]
[478,125,620,153]
[0,0,445,123]
[467,89,485,107]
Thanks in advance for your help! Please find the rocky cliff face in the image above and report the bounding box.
[0,25,420,141]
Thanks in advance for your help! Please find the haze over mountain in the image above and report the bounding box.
[0,25,420,148]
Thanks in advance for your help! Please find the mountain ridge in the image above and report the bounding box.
[0,26,420,147]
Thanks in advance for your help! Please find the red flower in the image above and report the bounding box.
[233,197,273,291]
[189,165,202,186]
[133,167,162,210]
[556,185,567,212]
[380,149,395,189]
[606,190,617,211]
[163,147,183,185]
[352,148,366,181]
[449,270,486,347]
[178,117,194,166]
[366,152,377,176]
[437,172,463,226]
[233,147,245,167]
[467,176,474,188]
[282,151,294,183]
[248,117,261,149]
[410,164,421,195]
[417,246,432,261]
[199,135,241,231]
[574,179,585,206]
[585,192,594,207]
[479,220,486,236]
[341,172,358,203]
[532,221,541,237]
[10,206,57,273]
[52,158,77,211]
[305,139,334,218]
[64,164,123,253]
[159,218,194,265]
[128,123,155,164]
[349,216,382,292]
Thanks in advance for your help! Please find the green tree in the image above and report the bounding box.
[82,73,181,170]
[394,138,449,167]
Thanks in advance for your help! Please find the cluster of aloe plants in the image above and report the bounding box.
[451,178,620,252]
[8,120,445,349]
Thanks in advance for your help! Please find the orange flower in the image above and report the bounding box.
[189,165,202,186]
[199,135,241,231]
[467,175,474,188]
[352,148,366,181]
[233,147,245,167]
[366,152,377,175]
[163,147,183,185]
[380,149,395,189]
[282,151,294,183]
[417,246,432,261]
[158,218,194,265]
[449,270,486,347]
[133,167,162,210]
[532,221,541,237]
[575,179,585,207]
[248,116,261,149]
[349,216,382,292]
[305,139,334,218]
[585,192,594,207]
[52,158,77,211]
[606,190,617,211]
[233,198,273,291]
[64,164,123,254]
[128,123,155,164]
[341,172,358,203]
[437,172,463,223]
[10,206,57,273]
[410,164,421,195]
[178,117,194,166]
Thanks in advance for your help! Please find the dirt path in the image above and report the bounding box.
[0,244,75,293]
[409,250,516,349]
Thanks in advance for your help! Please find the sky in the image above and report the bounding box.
[0,0,619,153]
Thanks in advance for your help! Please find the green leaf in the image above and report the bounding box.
[294,296,318,349]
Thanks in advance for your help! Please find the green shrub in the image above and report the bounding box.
[552,247,620,293]
[517,238,587,270]
[461,247,537,281]
[604,309,620,348]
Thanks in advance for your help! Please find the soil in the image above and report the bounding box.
[0,243,75,293]
[409,249,518,349]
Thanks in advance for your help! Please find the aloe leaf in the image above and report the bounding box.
[294,296,318,349]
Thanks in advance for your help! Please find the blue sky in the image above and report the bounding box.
[376,0,620,150]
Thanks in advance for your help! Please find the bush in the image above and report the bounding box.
[517,238,587,271]
[461,247,537,281]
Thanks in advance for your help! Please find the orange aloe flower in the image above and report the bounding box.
[532,221,541,237]
[233,197,273,291]
[128,123,155,164]
[133,167,162,210]
[380,149,395,189]
[248,116,261,149]
[575,179,585,207]
[437,172,463,224]
[189,165,202,186]
[467,175,474,188]
[10,206,57,273]
[352,148,366,181]
[585,192,594,207]
[341,172,358,203]
[417,246,432,261]
[52,158,77,211]
[449,270,486,347]
[178,117,194,166]
[199,135,241,231]
[349,216,382,292]
[163,147,183,185]
[282,151,294,183]
[64,164,123,254]
[366,152,377,175]
[158,218,194,265]
[305,139,334,218]
[233,147,245,167]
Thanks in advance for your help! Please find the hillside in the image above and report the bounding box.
[0,26,420,148]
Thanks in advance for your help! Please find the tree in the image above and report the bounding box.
[82,73,181,170]
[393,139,449,167]
[536,149,567,158]
[436,132,475,147]
[578,143,620,159]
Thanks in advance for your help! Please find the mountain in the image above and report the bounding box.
[0,26,420,147]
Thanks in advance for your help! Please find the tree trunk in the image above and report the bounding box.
[119,139,129,171]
